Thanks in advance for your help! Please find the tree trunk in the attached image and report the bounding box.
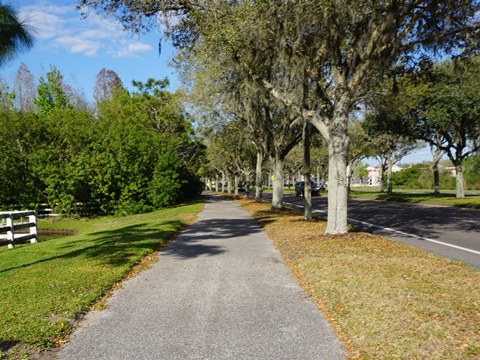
[346,164,352,192]
[255,150,263,202]
[455,162,465,199]
[215,174,219,193]
[380,164,387,192]
[303,121,312,220]
[222,172,226,193]
[432,147,442,194]
[227,176,232,194]
[324,115,349,235]
[271,152,285,210]
[387,150,395,195]
[234,174,239,196]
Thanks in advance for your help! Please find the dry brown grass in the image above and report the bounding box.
[237,198,480,359]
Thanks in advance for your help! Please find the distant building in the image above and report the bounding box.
[366,165,403,185]
[445,166,457,176]
[366,166,381,185]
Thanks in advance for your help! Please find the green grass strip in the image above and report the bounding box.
[349,188,480,209]
[0,201,203,355]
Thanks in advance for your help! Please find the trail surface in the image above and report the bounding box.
[57,196,347,360]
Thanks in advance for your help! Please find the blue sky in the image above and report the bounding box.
[1,0,179,101]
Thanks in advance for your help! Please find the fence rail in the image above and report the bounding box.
[0,211,37,249]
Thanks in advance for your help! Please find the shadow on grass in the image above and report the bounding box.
[253,208,297,228]
[376,192,452,202]
[0,220,186,274]
[376,192,480,209]
[351,191,480,209]
[453,203,480,209]
[0,340,20,353]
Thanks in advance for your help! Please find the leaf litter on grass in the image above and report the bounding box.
[236,198,480,359]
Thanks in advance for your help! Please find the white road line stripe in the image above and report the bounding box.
[289,204,480,256]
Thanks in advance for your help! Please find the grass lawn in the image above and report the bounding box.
[348,187,480,209]
[236,197,480,359]
[0,201,203,359]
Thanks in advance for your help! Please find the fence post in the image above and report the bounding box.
[29,213,38,243]
[6,214,14,249]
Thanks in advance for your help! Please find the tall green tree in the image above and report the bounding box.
[0,2,35,66]
[30,108,95,213]
[407,58,480,198]
[0,78,14,109]
[369,57,480,197]
[87,78,203,214]
[35,66,71,117]
[0,109,44,207]
[131,78,204,208]
[364,77,420,194]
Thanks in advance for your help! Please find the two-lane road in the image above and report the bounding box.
[265,193,480,269]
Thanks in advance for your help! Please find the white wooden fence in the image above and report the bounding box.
[0,211,37,249]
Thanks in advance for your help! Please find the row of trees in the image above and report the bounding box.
[78,0,480,234]
[199,55,480,204]
[364,57,480,197]
[2,2,479,229]
[202,108,480,196]
[386,158,480,190]
[0,65,204,214]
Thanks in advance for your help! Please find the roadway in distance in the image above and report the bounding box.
[262,193,480,270]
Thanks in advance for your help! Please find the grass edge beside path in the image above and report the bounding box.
[0,201,204,360]
[348,188,480,209]
[234,197,480,359]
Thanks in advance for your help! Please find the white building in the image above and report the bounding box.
[366,165,403,185]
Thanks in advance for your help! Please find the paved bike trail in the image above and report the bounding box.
[57,196,348,359]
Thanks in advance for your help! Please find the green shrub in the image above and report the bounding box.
[465,155,480,190]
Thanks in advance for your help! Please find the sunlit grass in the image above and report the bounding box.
[0,202,203,358]
[349,188,480,209]
[237,198,480,359]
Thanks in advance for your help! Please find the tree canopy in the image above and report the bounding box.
[76,0,480,233]
[0,65,204,214]
[366,57,480,197]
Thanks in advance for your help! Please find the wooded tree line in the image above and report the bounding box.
[2,1,479,233]
[0,65,204,214]
[364,56,480,196]
[77,0,479,234]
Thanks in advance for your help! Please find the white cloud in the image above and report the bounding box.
[19,2,154,58]
[20,8,68,39]
[108,41,152,58]
[54,36,101,57]
[113,42,153,58]
[79,29,116,41]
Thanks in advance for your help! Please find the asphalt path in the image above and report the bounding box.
[273,193,480,269]
[56,195,347,360]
